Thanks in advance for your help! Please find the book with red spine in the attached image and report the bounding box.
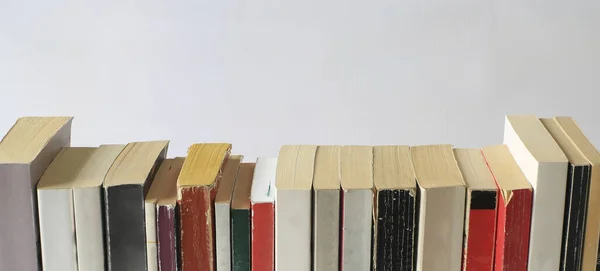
[482,145,533,271]
[250,157,277,271]
[454,148,498,271]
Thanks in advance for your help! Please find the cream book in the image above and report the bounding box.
[504,115,568,270]
[37,145,124,271]
[412,144,466,271]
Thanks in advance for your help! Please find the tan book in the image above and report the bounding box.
[313,146,341,271]
[0,117,72,271]
[215,155,243,271]
[412,144,466,271]
[275,145,317,271]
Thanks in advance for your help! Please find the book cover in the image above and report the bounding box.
[250,157,277,271]
[231,163,255,271]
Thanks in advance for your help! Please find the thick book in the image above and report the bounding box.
[504,115,568,270]
[312,146,341,271]
[372,146,416,271]
[554,116,600,271]
[340,146,373,271]
[231,163,255,271]
[412,144,466,271]
[250,157,277,271]
[542,118,591,270]
[0,117,72,271]
[275,145,317,271]
[215,155,243,271]
[177,143,231,271]
[454,148,498,271]
[104,141,169,271]
[37,145,124,271]
[482,145,533,271]
[146,157,185,271]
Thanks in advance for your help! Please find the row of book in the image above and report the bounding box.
[0,115,598,271]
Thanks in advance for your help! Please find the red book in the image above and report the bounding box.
[177,144,231,271]
[482,145,533,271]
[250,157,277,271]
[454,149,498,271]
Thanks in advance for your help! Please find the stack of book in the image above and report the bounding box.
[0,115,598,271]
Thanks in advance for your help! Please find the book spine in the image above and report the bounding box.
[74,187,105,271]
[179,186,216,271]
[560,165,590,270]
[145,203,158,271]
[231,209,251,271]
[105,185,148,271]
[494,189,532,271]
[582,164,600,271]
[215,202,231,271]
[38,188,77,271]
[275,190,311,271]
[462,190,497,271]
[251,202,275,271]
[341,189,373,271]
[375,189,415,271]
[157,205,177,271]
[313,189,340,271]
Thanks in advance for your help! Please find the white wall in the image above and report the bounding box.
[1,0,599,159]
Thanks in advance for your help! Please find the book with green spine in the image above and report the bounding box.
[231,162,255,271]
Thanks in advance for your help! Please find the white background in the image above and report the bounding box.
[1,0,599,160]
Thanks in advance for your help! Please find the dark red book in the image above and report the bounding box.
[482,145,533,271]
[177,144,231,271]
[250,158,277,271]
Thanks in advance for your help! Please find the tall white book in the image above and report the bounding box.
[340,146,373,271]
[504,115,568,270]
[275,145,317,271]
[37,145,125,271]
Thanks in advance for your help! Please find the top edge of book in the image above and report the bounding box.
[454,148,496,191]
[231,162,255,210]
[505,115,567,163]
[275,145,317,190]
[340,145,373,190]
[104,140,169,187]
[482,145,532,194]
[146,157,185,206]
[541,118,589,166]
[215,155,244,204]
[373,145,416,190]
[313,145,342,190]
[0,117,73,164]
[411,144,465,189]
[38,145,125,190]
[555,116,600,165]
[177,143,232,188]
[251,157,277,203]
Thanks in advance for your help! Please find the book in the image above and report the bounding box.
[250,157,277,271]
[340,146,373,271]
[177,143,231,271]
[312,146,341,271]
[542,118,591,270]
[215,155,243,271]
[0,116,72,271]
[145,157,185,271]
[482,145,532,271]
[504,115,568,270]
[554,116,600,271]
[411,144,466,271]
[104,140,169,271]
[231,163,255,271]
[372,146,417,271]
[454,148,497,271]
[275,145,317,271]
[37,145,124,271]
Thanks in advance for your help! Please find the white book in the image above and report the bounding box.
[504,115,569,270]
[340,146,373,271]
[251,157,277,204]
[0,117,72,271]
[275,145,317,271]
[37,145,124,271]
[214,155,243,271]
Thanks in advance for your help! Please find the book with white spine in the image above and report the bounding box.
[250,157,278,271]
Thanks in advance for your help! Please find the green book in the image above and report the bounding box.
[231,163,255,271]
